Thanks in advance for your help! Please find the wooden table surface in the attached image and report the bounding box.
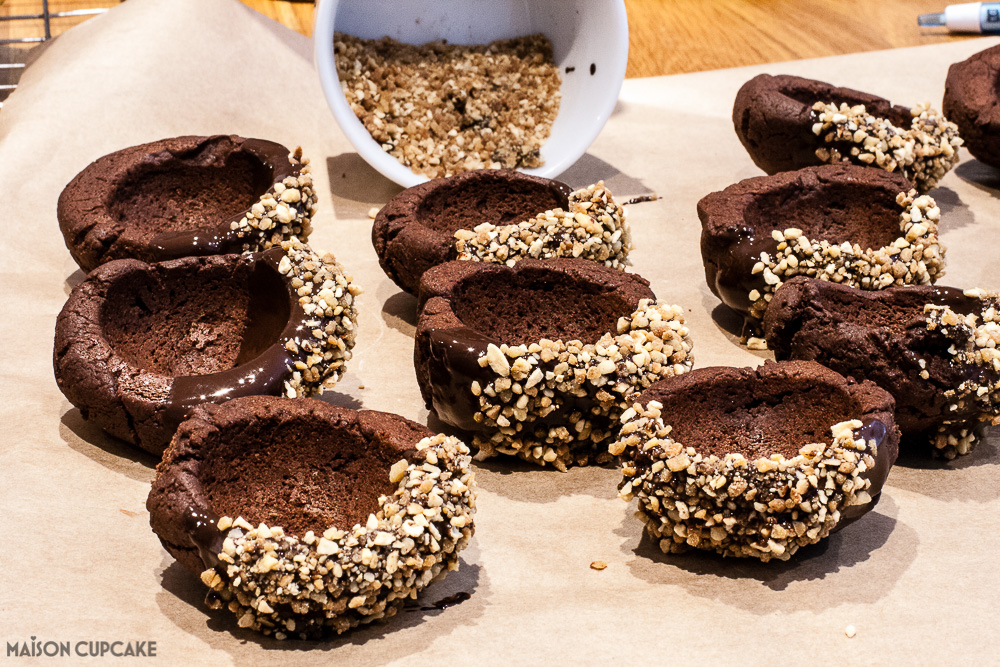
[0,0,973,77]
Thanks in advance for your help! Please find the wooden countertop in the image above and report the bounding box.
[0,0,975,77]
[234,0,972,77]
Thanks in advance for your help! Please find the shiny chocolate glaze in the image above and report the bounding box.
[149,138,298,261]
[162,246,304,431]
[423,327,495,432]
[414,259,656,446]
[838,418,891,526]
[698,164,915,321]
[183,505,225,570]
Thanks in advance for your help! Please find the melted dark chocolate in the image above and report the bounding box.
[148,139,297,261]
[406,591,472,612]
[622,194,660,206]
[183,505,225,570]
[424,327,494,431]
[163,246,304,433]
[838,418,890,526]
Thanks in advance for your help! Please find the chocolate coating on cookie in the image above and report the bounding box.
[699,164,945,328]
[147,396,476,638]
[53,242,359,456]
[612,361,899,561]
[415,258,694,469]
[373,169,630,295]
[58,135,316,271]
[944,44,1000,169]
[734,74,961,193]
[764,277,1000,458]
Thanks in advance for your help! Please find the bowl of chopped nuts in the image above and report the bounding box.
[314,0,629,188]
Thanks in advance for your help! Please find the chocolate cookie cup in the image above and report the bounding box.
[147,396,476,639]
[734,74,961,193]
[699,164,945,345]
[53,240,359,456]
[372,169,630,295]
[764,277,1000,458]
[612,361,899,562]
[944,44,1000,170]
[58,135,316,272]
[415,258,694,470]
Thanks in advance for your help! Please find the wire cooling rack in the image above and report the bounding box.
[0,1,115,108]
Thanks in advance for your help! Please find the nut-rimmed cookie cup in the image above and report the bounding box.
[53,241,359,456]
[944,44,1000,170]
[58,135,317,272]
[612,361,899,562]
[414,258,694,470]
[372,169,630,295]
[764,276,1000,458]
[698,164,945,335]
[146,396,476,639]
[734,74,960,193]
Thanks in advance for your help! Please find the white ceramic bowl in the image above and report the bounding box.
[314,0,629,188]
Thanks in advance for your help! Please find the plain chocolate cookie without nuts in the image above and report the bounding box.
[944,44,1000,170]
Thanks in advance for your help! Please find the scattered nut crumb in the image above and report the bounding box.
[590,560,607,571]
[845,625,857,638]
[367,207,380,219]
[334,33,561,179]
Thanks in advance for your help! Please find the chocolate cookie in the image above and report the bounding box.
[611,360,899,562]
[944,44,1000,169]
[147,396,476,638]
[764,277,1000,458]
[372,169,630,294]
[414,258,694,470]
[58,135,316,272]
[734,74,961,192]
[699,164,945,342]
[53,240,359,456]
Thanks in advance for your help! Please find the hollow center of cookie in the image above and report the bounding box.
[453,271,630,345]
[745,183,902,250]
[109,139,273,235]
[102,260,289,376]
[416,175,568,234]
[781,86,911,127]
[200,415,403,537]
[658,376,856,460]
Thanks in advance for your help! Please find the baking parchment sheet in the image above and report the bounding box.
[0,0,997,663]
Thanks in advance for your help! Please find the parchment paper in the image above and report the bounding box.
[1,1,997,664]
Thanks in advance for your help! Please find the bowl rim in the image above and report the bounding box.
[312,0,629,188]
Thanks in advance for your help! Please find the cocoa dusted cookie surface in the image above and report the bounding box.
[53,241,359,456]
[699,164,945,342]
[58,135,316,272]
[147,396,476,639]
[734,74,961,193]
[764,277,1000,458]
[944,44,1000,170]
[612,361,899,562]
[372,169,630,294]
[414,258,693,470]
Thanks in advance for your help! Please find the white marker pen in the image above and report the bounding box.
[919,3,1000,32]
